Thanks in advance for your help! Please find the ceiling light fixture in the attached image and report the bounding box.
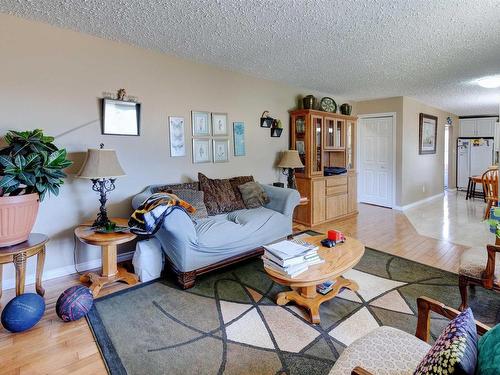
[475,75,500,89]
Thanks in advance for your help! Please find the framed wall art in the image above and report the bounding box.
[213,139,229,163]
[102,98,141,136]
[192,111,211,136]
[233,121,245,156]
[192,138,211,164]
[419,113,438,155]
[212,113,228,136]
[169,116,186,157]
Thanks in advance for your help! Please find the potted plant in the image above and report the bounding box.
[0,129,72,246]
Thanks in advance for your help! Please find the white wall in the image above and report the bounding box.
[0,14,349,289]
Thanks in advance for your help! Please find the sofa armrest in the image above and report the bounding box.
[132,186,155,210]
[261,184,300,218]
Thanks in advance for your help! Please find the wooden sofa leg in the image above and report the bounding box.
[176,271,197,289]
[458,275,468,311]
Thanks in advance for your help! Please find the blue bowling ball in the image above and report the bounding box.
[1,293,45,333]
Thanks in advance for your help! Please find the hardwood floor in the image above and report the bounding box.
[0,203,469,374]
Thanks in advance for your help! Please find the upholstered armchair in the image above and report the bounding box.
[458,242,500,310]
[329,297,490,375]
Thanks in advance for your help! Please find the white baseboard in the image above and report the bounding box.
[1,251,135,291]
[393,192,444,211]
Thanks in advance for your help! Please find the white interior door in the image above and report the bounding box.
[358,116,394,207]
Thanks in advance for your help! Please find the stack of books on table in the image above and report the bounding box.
[262,239,323,278]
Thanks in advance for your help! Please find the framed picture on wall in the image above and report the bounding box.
[192,138,211,163]
[233,122,245,156]
[213,139,229,163]
[192,111,211,136]
[102,98,141,136]
[168,116,186,157]
[419,113,438,155]
[212,113,228,136]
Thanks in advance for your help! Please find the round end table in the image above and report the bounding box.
[75,218,138,297]
[0,233,48,299]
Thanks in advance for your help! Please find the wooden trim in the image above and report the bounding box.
[169,247,265,288]
[416,296,490,342]
[351,367,374,375]
[289,109,358,121]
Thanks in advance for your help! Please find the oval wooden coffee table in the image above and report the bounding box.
[264,235,365,324]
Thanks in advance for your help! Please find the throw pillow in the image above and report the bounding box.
[238,181,270,209]
[476,324,500,375]
[198,173,239,215]
[229,175,254,210]
[414,308,478,375]
[170,189,208,220]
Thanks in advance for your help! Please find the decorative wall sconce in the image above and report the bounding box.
[261,111,283,137]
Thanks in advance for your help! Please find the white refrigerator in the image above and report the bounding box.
[457,137,494,190]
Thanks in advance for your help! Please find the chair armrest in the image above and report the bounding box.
[260,184,300,217]
[482,244,500,288]
[415,296,490,342]
[351,367,374,375]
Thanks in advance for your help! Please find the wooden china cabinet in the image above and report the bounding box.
[290,109,358,227]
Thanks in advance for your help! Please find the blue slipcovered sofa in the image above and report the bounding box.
[132,183,300,288]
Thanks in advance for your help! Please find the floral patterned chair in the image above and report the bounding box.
[458,243,500,311]
[329,297,490,375]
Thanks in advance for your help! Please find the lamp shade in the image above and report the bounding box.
[77,148,126,179]
[277,150,304,169]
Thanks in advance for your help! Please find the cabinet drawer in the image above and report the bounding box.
[325,176,347,187]
[326,185,347,196]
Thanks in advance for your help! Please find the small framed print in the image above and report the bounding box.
[169,116,185,157]
[213,139,229,163]
[192,138,211,164]
[233,121,245,156]
[102,98,140,136]
[212,113,228,136]
[192,111,211,136]
[419,113,438,155]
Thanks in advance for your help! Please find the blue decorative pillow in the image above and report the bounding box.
[414,308,478,375]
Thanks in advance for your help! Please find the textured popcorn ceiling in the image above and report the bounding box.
[2,0,500,116]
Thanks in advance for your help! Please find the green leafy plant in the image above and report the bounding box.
[487,207,500,238]
[0,129,72,201]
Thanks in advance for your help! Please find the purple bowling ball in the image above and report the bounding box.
[56,285,93,322]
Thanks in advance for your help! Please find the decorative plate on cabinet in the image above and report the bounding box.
[320,97,337,113]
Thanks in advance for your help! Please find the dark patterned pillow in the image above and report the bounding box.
[414,308,478,375]
[229,175,254,210]
[198,173,240,215]
[170,189,208,220]
[152,182,199,194]
[238,182,270,209]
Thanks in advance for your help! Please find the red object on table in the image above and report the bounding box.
[328,230,345,242]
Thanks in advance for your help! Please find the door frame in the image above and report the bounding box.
[356,112,397,208]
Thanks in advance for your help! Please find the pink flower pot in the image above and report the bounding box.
[0,193,39,247]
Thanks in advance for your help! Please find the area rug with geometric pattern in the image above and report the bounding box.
[87,237,499,375]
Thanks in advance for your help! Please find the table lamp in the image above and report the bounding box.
[277,150,304,189]
[77,144,126,228]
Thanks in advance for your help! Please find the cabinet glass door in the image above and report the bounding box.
[312,116,323,174]
[325,117,335,149]
[294,116,306,174]
[335,119,345,149]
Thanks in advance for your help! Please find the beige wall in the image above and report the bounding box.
[401,97,459,205]
[353,96,458,207]
[0,14,348,289]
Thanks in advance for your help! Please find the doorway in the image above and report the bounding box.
[444,125,450,189]
[357,114,396,208]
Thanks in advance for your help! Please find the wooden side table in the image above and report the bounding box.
[0,233,48,299]
[75,218,138,297]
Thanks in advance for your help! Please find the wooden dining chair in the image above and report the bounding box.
[482,167,499,219]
